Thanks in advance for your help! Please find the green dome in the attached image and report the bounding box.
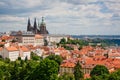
[41,17,46,26]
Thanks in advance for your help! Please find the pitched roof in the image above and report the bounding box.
[19,46,30,52]
[6,46,18,51]
[60,62,75,68]
[35,34,43,39]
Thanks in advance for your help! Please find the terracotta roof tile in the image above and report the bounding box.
[6,46,18,51]
[19,46,30,52]
[35,34,43,39]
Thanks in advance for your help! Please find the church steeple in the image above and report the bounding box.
[42,17,44,22]
[41,17,46,26]
[33,18,37,34]
[27,17,49,34]
[27,18,31,31]
[39,17,49,34]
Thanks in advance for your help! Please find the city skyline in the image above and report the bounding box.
[0,0,120,35]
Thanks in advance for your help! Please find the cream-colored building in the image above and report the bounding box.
[21,32,44,46]
[60,62,75,74]
[22,35,35,45]
[3,46,19,61]
[45,34,69,45]
[19,46,31,60]
[34,34,44,46]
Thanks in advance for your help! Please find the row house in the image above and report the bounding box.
[60,62,75,74]
[3,46,19,61]
[19,46,31,60]
[34,34,44,46]
[0,46,30,61]
[60,55,120,78]
[45,34,69,45]
[0,35,14,42]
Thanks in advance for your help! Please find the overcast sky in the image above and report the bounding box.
[0,0,120,35]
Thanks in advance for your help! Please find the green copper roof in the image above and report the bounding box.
[41,17,46,25]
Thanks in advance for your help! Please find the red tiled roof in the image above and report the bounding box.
[19,46,29,52]
[6,46,18,51]
[35,34,43,39]
[60,62,75,68]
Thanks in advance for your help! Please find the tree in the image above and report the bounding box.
[60,38,66,44]
[44,39,48,46]
[18,57,21,61]
[4,58,10,63]
[74,61,83,80]
[58,73,75,80]
[108,69,120,80]
[2,39,5,42]
[0,65,11,80]
[90,76,102,80]
[25,56,28,62]
[29,59,59,80]
[10,61,21,80]
[31,52,40,61]
[46,54,63,65]
[90,65,109,77]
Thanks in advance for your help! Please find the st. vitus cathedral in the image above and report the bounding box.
[27,17,49,34]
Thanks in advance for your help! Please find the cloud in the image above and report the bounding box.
[0,15,25,22]
[0,0,119,35]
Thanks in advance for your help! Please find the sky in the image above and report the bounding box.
[0,0,120,35]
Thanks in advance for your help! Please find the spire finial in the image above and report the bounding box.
[42,16,44,22]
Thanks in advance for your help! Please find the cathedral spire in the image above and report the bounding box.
[33,18,37,34]
[42,17,44,22]
[39,17,49,34]
[41,16,46,26]
[27,18,31,31]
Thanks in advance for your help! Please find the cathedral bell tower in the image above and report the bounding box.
[27,18,31,31]
[39,17,49,34]
[33,18,37,34]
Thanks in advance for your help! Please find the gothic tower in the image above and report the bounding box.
[33,18,37,34]
[39,17,49,34]
[27,18,31,31]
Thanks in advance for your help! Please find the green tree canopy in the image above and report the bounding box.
[58,73,75,80]
[90,65,109,77]
[60,38,66,44]
[74,61,84,80]
[46,54,63,65]
[29,58,59,80]
[108,69,120,80]
[31,52,40,61]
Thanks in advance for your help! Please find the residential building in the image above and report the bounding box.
[19,46,31,60]
[34,34,44,46]
[3,46,19,61]
[45,34,69,45]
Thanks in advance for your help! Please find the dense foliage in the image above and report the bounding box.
[46,54,63,65]
[90,65,109,77]
[1,56,120,80]
[28,58,59,80]
[58,73,75,80]
[59,38,120,49]
[87,69,120,80]
[0,54,63,80]
[59,38,89,50]
[74,61,84,80]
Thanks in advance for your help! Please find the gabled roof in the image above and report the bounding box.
[19,46,30,52]
[35,34,43,39]
[6,46,18,51]
[60,62,75,68]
